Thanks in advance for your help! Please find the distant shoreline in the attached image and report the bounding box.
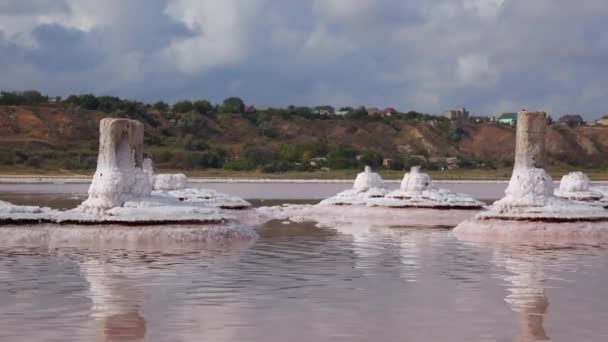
[1,175,607,185]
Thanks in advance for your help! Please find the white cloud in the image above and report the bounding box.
[163,0,264,73]
[457,54,497,86]
[313,0,371,19]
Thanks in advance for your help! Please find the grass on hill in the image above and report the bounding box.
[1,166,607,181]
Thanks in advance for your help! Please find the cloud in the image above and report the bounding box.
[162,0,264,73]
[0,0,607,118]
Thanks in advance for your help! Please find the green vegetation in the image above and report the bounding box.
[1,89,607,179]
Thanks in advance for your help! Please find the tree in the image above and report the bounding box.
[173,100,193,113]
[153,101,170,112]
[177,111,207,134]
[242,145,276,165]
[359,150,384,168]
[193,99,213,115]
[220,97,245,113]
[327,145,359,169]
[80,94,100,110]
[21,90,46,104]
[347,106,368,119]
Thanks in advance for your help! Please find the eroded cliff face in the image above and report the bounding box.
[1,105,607,167]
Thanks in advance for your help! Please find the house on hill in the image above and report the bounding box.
[366,107,381,116]
[596,116,608,126]
[442,107,469,120]
[558,114,585,126]
[382,107,397,116]
[498,112,517,125]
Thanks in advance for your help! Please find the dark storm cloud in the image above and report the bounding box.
[0,0,607,118]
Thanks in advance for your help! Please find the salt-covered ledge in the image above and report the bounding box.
[367,166,484,209]
[318,166,389,205]
[0,118,252,229]
[318,165,484,209]
[245,204,478,228]
[455,111,608,242]
[0,223,258,250]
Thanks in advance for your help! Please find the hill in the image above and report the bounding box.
[1,104,607,175]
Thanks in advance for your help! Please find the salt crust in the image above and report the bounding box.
[155,188,251,209]
[151,173,188,191]
[554,171,604,202]
[249,204,477,228]
[0,118,250,226]
[478,167,608,221]
[0,223,257,251]
[319,166,389,206]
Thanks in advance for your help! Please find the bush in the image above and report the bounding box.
[327,145,359,169]
[261,161,291,173]
[403,156,426,169]
[359,150,383,168]
[173,100,193,113]
[26,156,42,168]
[220,97,245,113]
[242,146,276,165]
[0,152,15,165]
[223,159,256,171]
[387,158,404,171]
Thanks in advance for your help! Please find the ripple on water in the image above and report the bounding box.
[1,218,608,341]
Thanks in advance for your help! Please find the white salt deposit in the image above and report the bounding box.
[367,166,484,209]
[142,156,250,209]
[157,188,251,209]
[554,171,604,203]
[151,173,188,191]
[77,119,152,216]
[471,111,608,224]
[319,166,389,206]
[479,168,607,221]
[353,165,384,191]
[0,117,251,228]
[0,223,258,251]
[249,204,477,228]
[0,200,59,223]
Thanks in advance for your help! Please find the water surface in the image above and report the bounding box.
[1,188,608,341]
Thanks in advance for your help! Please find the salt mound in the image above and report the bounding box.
[367,166,484,209]
[0,200,59,224]
[319,166,389,206]
[77,118,152,216]
[0,117,250,227]
[554,171,604,203]
[145,158,251,209]
[151,173,188,191]
[353,165,384,191]
[158,188,251,209]
[480,168,607,221]
[472,111,608,223]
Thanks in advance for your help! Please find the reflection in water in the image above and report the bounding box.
[84,259,146,342]
[499,252,550,342]
[2,218,608,341]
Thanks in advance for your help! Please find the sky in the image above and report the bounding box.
[1,0,607,119]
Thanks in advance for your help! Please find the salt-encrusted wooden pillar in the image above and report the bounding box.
[514,111,547,169]
[77,118,151,215]
[495,110,553,208]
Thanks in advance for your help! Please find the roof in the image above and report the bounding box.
[499,112,517,120]
[382,107,397,113]
[558,114,583,122]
